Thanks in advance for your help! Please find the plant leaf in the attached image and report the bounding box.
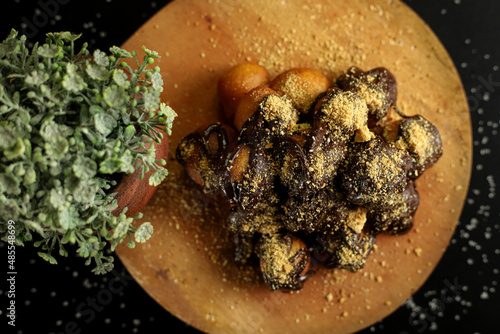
[151,72,163,91]
[38,252,58,264]
[143,91,160,112]
[25,69,50,86]
[113,219,131,239]
[73,156,97,179]
[103,85,126,107]
[135,222,153,243]
[86,63,109,81]
[94,113,117,137]
[62,73,85,92]
[77,236,100,258]
[148,167,168,187]
[99,158,122,174]
[37,44,61,58]
[49,187,67,210]
[112,69,130,89]
[93,49,110,67]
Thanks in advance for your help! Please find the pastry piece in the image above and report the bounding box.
[223,140,275,212]
[218,63,270,123]
[234,86,279,131]
[337,66,397,119]
[304,121,348,190]
[269,68,332,114]
[175,123,234,197]
[257,233,314,291]
[394,115,443,178]
[367,180,420,235]
[315,87,370,141]
[319,227,376,271]
[341,136,413,205]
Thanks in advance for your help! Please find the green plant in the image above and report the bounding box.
[0,30,177,274]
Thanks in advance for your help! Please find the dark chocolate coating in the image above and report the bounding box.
[223,140,275,212]
[318,227,376,272]
[271,135,310,197]
[176,123,232,197]
[232,233,257,265]
[337,66,397,119]
[367,180,420,235]
[282,186,347,234]
[395,115,443,178]
[257,233,312,291]
[314,88,368,140]
[239,93,298,141]
[341,136,413,205]
[304,120,348,190]
[226,198,281,234]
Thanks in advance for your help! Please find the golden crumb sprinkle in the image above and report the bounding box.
[320,90,368,137]
[260,94,299,132]
[346,207,367,233]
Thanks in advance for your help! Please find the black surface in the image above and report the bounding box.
[1,1,499,333]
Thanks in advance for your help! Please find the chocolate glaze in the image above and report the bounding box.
[224,139,275,212]
[272,135,310,197]
[337,66,397,119]
[319,227,376,271]
[341,136,414,205]
[304,120,348,191]
[396,114,443,178]
[257,233,314,291]
[176,123,232,197]
[367,180,420,235]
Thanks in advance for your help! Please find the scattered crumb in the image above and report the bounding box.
[414,248,423,256]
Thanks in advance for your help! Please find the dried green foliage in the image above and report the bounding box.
[0,30,177,274]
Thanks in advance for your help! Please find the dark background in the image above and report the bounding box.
[1,0,499,333]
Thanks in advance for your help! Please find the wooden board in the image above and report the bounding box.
[116,0,472,333]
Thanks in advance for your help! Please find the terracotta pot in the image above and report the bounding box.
[110,134,169,218]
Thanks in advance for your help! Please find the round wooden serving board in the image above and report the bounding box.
[116,1,472,333]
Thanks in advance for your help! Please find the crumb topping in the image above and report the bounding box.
[260,94,299,132]
[319,90,369,139]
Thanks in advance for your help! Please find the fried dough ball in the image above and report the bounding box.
[367,180,420,235]
[224,141,275,212]
[337,66,397,119]
[218,63,270,123]
[227,199,282,235]
[257,233,313,291]
[269,68,332,114]
[394,115,443,178]
[234,86,278,131]
[320,228,376,271]
[282,187,348,234]
[341,136,413,205]
[176,123,235,197]
[304,121,348,190]
[238,93,299,140]
[232,233,256,265]
[315,88,371,142]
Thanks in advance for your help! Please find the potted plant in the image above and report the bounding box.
[0,30,177,274]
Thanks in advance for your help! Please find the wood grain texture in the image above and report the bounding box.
[116,0,472,333]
